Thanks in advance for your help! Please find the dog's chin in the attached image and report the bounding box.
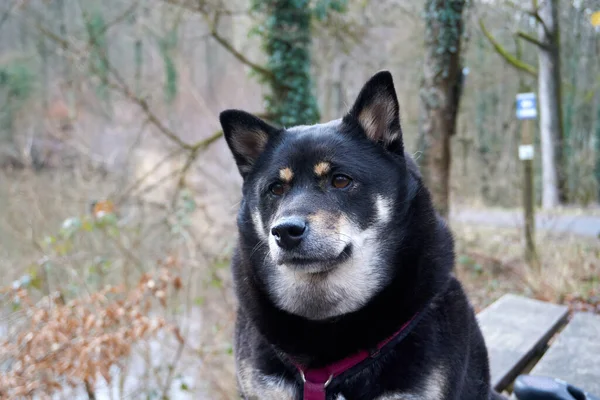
[276,245,352,275]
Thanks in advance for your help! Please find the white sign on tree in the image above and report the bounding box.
[518,145,534,160]
[516,92,537,160]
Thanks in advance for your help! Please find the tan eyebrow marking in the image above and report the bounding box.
[279,167,294,182]
[314,162,331,177]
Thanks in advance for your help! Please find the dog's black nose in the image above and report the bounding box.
[271,218,307,250]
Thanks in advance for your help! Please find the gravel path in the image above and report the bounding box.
[451,209,600,238]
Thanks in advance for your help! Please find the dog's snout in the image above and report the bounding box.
[271,217,307,250]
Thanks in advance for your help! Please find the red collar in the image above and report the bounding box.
[288,311,424,400]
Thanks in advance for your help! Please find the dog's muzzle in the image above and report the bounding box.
[269,216,350,273]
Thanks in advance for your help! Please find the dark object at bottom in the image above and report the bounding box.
[514,375,600,400]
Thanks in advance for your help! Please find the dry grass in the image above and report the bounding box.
[453,222,600,313]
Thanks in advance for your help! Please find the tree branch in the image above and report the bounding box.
[516,30,548,50]
[160,0,248,16]
[117,146,186,204]
[35,15,226,212]
[479,19,538,77]
[209,28,272,78]
[34,22,206,151]
[160,328,185,400]
[206,12,273,79]
[192,129,224,152]
[170,129,224,207]
[98,1,141,38]
[27,9,233,208]
[158,0,272,79]
[505,0,549,36]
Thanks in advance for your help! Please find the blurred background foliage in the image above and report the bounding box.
[0,0,599,398]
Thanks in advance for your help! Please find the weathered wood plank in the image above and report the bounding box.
[477,294,569,391]
[526,312,600,396]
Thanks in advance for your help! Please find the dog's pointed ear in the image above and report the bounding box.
[341,71,403,153]
[220,110,279,177]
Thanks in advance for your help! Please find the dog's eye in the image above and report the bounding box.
[269,183,285,196]
[332,174,352,189]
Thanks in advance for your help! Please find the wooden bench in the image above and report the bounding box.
[478,293,600,398]
[526,312,600,395]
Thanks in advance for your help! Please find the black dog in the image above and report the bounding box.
[220,71,505,400]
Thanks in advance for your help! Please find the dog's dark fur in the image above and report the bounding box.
[220,71,505,400]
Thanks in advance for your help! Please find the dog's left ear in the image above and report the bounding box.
[220,110,280,178]
[341,70,403,153]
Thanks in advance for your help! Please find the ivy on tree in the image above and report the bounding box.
[0,59,34,135]
[418,0,469,218]
[158,28,179,105]
[251,0,346,127]
[85,11,110,103]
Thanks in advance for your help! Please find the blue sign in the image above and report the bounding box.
[516,92,537,120]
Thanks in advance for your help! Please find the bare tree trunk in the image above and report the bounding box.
[204,37,218,100]
[204,12,232,102]
[418,0,467,219]
[37,28,49,113]
[333,60,346,118]
[133,3,147,97]
[538,0,566,208]
[56,0,76,120]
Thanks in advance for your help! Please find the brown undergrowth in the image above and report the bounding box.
[0,260,183,399]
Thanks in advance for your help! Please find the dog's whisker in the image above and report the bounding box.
[249,239,268,258]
